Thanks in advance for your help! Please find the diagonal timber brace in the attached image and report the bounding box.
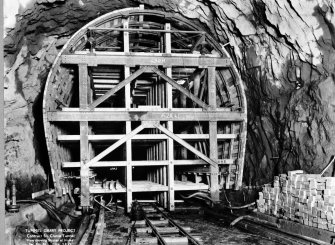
[154,123,218,167]
[151,67,210,110]
[89,66,152,109]
[86,124,145,167]
[84,121,219,168]
[85,121,159,167]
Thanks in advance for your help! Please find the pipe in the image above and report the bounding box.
[180,192,256,209]
[93,195,116,213]
[230,215,280,228]
[226,202,255,210]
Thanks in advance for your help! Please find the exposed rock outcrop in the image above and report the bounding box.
[4,0,335,196]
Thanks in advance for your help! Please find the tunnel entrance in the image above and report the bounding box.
[43,6,247,212]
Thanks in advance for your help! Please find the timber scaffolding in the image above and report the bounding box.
[42,6,247,212]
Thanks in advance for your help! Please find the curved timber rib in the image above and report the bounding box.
[43,6,247,212]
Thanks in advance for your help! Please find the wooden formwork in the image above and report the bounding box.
[42,7,247,212]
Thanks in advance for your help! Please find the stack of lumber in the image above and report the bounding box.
[257,170,335,232]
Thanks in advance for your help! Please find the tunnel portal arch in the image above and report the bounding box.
[43,6,247,211]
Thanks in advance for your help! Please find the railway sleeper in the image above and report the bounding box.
[134,236,203,245]
[135,226,192,234]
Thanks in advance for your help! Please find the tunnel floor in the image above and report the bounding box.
[101,208,280,245]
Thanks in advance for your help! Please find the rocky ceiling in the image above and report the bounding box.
[4,0,335,197]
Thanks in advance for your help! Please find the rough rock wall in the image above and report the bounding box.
[4,0,137,198]
[4,0,335,197]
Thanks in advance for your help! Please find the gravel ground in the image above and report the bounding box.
[102,209,280,245]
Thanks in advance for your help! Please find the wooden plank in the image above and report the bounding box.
[64,161,127,167]
[235,121,246,190]
[123,26,133,208]
[123,21,130,53]
[92,79,119,84]
[226,124,234,189]
[72,215,90,245]
[61,53,231,68]
[174,181,209,191]
[48,111,246,122]
[91,200,105,245]
[136,226,191,234]
[79,64,89,107]
[208,67,216,108]
[89,26,206,34]
[132,181,168,192]
[89,66,150,109]
[165,65,175,211]
[80,122,89,164]
[165,23,171,53]
[208,66,219,201]
[162,140,167,208]
[94,84,116,89]
[79,214,96,245]
[61,107,231,112]
[175,159,233,165]
[209,122,219,200]
[62,159,234,168]
[132,160,167,166]
[86,124,144,167]
[74,51,219,57]
[79,64,90,207]
[126,122,132,212]
[57,133,237,141]
[135,219,169,227]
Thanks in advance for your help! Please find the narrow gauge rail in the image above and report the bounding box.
[128,201,203,245]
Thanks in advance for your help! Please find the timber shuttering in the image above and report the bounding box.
[42,6,247,212]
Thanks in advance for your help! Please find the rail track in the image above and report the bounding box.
[128,201,203,245]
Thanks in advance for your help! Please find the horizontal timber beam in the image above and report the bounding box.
[62,159,234,168]
[48,110,246,122]
[57,134,237,142]
[61,53,230,67]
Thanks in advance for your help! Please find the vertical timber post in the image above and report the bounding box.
[79,64,90,210]
[124,20,133,213]
[208,66,220,202]
[165,23,175,211]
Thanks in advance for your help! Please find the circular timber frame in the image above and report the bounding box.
[43,7,247,211]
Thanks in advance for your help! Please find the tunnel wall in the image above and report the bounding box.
[4,0,335,197]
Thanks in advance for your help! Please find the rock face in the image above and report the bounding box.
[4,0,335,196]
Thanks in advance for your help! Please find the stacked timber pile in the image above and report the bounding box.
[257,170,335,232]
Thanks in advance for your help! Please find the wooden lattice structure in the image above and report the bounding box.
[43,6,247,212]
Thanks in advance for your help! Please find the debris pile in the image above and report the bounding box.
[257,170,335,231]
